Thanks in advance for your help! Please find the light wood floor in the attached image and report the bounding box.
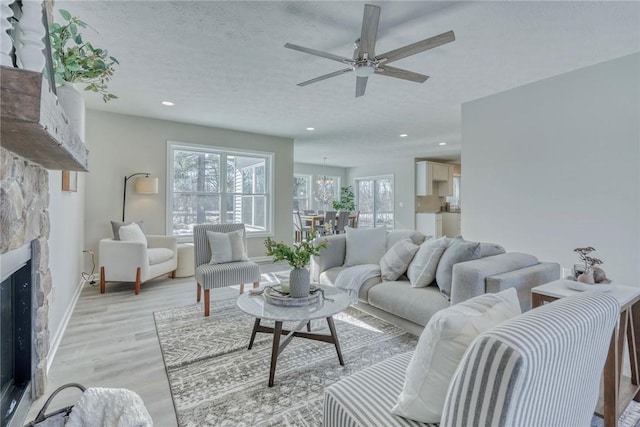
[25,264,288,426]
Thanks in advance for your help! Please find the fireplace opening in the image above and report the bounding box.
[1,257,32,426]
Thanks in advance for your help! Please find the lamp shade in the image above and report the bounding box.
[135,176,158,194]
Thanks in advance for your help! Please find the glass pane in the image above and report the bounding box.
[294,175,310,211]
[173,150,220,192]
[172,194,221,237]
[375,178,394,228]
[357,180,374,228]
[254,196,266,229]
[227,155,266,194]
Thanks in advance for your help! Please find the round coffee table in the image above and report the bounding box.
[237,284,351,387]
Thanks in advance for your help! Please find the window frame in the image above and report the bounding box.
[166,141,274,241]
[293,173,312,212]
[354,174,395,229]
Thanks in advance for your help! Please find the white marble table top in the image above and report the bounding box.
[236,284,351,321]
[532,279,640,307]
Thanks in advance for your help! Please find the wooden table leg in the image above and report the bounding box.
[604,319,622,427]
[326,317,344,366]
[307,321,311,332]
[248,318,261,350]
[268,321,283,387]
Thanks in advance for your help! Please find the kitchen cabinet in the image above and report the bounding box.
[416,213,442,238]
[415,161,433,196]
[441,212,461,237]
[432,164,449,181]
[437,166,454,197]
[416,161,454,197]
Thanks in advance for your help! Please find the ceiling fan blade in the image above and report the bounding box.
[297,68,353,87]
[355,76,368,97]
[375,65,429,83]
[376,30,455,65]
[284,43,354,64]
[358,4,381,58]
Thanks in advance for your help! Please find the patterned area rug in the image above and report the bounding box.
[154,298,418,426]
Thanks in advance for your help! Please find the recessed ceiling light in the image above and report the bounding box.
[439,142,447,146]
[306,127,315,131]
[399,133,408,137]
[161,101,174,106]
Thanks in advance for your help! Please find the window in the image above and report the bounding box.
[446,175,461,208]
[355,175,394,229]
[167,142,273,239]
[293,174,311,212]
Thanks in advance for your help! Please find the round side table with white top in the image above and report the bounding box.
[236,285,351,387]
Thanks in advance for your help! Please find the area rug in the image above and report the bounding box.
[154,298,418,426]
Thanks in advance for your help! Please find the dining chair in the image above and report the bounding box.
[353,210,360,228]
[294,211,312,242]
[334,211,350,234]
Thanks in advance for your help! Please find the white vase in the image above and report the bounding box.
[57,83,86,141]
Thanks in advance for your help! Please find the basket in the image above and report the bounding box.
[24,383,86,427]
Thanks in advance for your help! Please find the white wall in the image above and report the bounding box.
[294,162,348,211]
[47,170,85,364]
[462,53,640,284]
[347,158,416,229]
[84,110,294,257]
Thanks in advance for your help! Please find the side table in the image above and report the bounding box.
[532,279,640,427]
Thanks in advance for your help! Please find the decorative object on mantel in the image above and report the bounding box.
[49,9,119,103]
[264,232,327,297]
[571,246,611,284]
[121,173,158,221]
[332,185,356,212]
[61,170,77,191]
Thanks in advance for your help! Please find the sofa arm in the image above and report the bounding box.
[450,253,540,307]
[146,235,178,252]
[99,238,149,282]
[486,262,561,311]
[310,234,346,282]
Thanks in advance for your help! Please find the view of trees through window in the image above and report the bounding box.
[356,176,394,228]
[169,144,271,238]
[293,175,311,212]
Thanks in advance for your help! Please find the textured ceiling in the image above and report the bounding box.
[56,1,640,167]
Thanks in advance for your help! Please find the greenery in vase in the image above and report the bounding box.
[574,246,603,273]
[265,232,328,269]
[49,9,119,102]
[332,186,355,212]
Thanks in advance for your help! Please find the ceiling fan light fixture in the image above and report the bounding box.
[353,63,376,77]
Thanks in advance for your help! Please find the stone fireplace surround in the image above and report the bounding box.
[0,146,52,400]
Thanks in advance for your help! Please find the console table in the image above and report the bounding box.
[532,280,640,427]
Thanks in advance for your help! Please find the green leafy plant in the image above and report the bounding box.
[49,9,119,102]
[264,233,328,269]
[332,186,355,212]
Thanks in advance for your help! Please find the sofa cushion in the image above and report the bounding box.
[148,248,174,265]
[407,237,447,288]
[367,281,449,327]
[386,230,428,251]
[319,266,381,302]
[344,226,387,267]
[118,223,147,246]
[380,239,420,281]
[392,288,521,423]
[479,242,506,258]
[435,240,481,299]
[206,229,248,264]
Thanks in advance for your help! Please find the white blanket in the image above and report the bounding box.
[334,264,381,300]
[66,387,153,427]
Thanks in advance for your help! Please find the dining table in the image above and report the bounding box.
[299,213,357,232]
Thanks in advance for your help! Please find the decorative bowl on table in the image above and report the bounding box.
[263,285,321,307]
[564,281,613,293]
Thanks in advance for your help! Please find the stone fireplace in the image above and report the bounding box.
[0,147,52,423]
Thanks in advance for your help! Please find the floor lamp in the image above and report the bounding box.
[122,173,158,221]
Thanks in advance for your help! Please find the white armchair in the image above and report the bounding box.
[99,235,178,295]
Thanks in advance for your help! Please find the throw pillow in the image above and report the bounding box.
[386,230,428,251]
[343,226,387,267]
[435,240,481,299]
[407,237,448,288]
[380,239,420,281]
[118,223,147,246]
[111,220,144,240]
[392,288,521,423]
[207,229,249,264]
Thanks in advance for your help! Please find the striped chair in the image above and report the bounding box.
[193,223,261,316]
[323,292,618,427]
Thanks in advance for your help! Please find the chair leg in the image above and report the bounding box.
[100,266,106,294]
[197,283,201,302]
[240,283,245,294]
[253,281,260,289]
[170,270,176,278]
[134,267,141,295]
[204,289,210,317]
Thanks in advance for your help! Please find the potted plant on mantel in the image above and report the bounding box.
[332,186,355,212]
[49,9,119,138]
[264,233,327,298]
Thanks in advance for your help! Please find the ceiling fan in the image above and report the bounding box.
[284,4,455,97]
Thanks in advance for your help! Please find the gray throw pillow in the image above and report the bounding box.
[407,237,448,288]
[111,220,144,240]
[380,238,420,281]
[207,229,249,264]
[344,226,387,267]
[435,240,481,299]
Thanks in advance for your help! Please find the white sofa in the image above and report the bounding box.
[311,230,560,332]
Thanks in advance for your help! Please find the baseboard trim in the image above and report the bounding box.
[47,278,84,371]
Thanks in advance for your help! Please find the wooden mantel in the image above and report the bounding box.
[1,66,89,171]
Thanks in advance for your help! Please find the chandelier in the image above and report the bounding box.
[314,157,334,209]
